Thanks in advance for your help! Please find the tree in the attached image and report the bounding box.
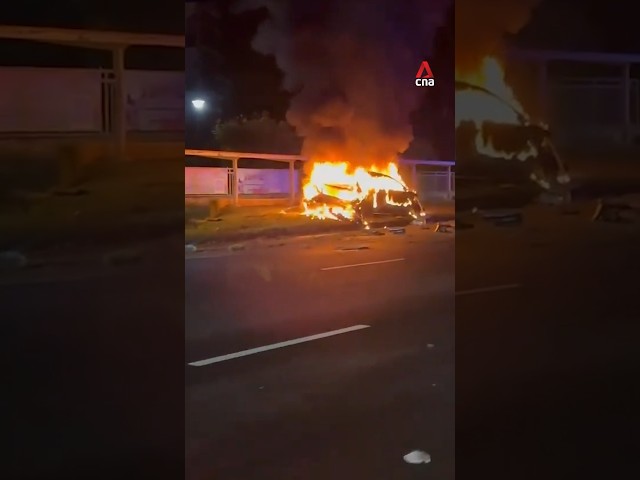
[213,113,302,154]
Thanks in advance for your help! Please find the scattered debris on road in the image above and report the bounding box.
[403,450,431,465]
[336,245,370,251]
[479,210,523,227]
[591,198,639,223]
[228,243,246,252]
[185,244,198,253]
[388,227,406,235]
[435,223,454,233]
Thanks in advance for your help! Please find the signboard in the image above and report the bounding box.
[0,67,102,132]
[125,70,184,131]
[185,167,228,195]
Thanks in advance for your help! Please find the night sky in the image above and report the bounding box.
[186,0,454,158]
[186,0,638,158]
[3,0,637,155]
[0,1,183,69]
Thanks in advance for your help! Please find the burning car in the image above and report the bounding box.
[301,162,425,225]
[455,58,570,210]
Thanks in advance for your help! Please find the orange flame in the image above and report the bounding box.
[456,56,537,160]
[302,161,412,220]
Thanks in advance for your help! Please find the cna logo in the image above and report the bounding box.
[415,61,435,87]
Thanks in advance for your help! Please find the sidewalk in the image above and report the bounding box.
[184,201,455,247]
[185,205,358,246]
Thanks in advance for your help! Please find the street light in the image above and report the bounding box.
[191,98,206,110]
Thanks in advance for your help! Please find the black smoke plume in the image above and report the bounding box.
[234,0,451,169]
[455,0,542,74]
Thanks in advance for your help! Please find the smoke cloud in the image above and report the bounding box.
[455,0,542,74]
[234,0,451,169]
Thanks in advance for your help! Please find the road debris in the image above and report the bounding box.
[228,243,246,252]
[388,227,406,235]
[434,223,454,233]
[185,244,198,253]
[592,198,639,223]
[336,245,370,251]
[493,213,523,226]
[403,450,431,465]
[480,210,523,226]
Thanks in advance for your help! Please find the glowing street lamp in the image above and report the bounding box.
[191,98,206,110]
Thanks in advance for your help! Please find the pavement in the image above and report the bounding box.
[185,201,455,246]
[3,234,187,480]
[185,224,455,479]
[455,202,640,478]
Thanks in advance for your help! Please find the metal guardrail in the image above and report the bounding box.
[185,149,455,204]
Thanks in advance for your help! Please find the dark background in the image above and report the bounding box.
[2,2,185,479]
[4,0,638,478]
[0,1,183,69]
[186,0,639,158]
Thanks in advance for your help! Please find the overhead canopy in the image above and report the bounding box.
[0,25,184,49]
[507,48,640,65]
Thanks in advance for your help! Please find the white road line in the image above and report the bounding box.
[188,324,371,367]
[320,257,405,271]
[455,283,521,296]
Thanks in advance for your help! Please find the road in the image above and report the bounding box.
[3,236,186,480]
[185,226,455,479]
[455,203,640,478]
[5,199,638,479]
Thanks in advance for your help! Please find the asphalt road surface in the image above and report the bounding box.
[455,203,640,478]
[4,236,186,480]
[185,225,455,479]
[5,199,639,479]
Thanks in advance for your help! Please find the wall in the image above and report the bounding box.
[0,66,184,134]
[0,67,102,133]
[124,70,184,132]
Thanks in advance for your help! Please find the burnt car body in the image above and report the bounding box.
[455,80,570,211]
[305,171,425,225]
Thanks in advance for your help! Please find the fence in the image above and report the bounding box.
[548,76,640,145]
[416,170,455,200]
[185,149,454,204]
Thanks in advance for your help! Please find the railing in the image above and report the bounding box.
[185,149,454,204]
